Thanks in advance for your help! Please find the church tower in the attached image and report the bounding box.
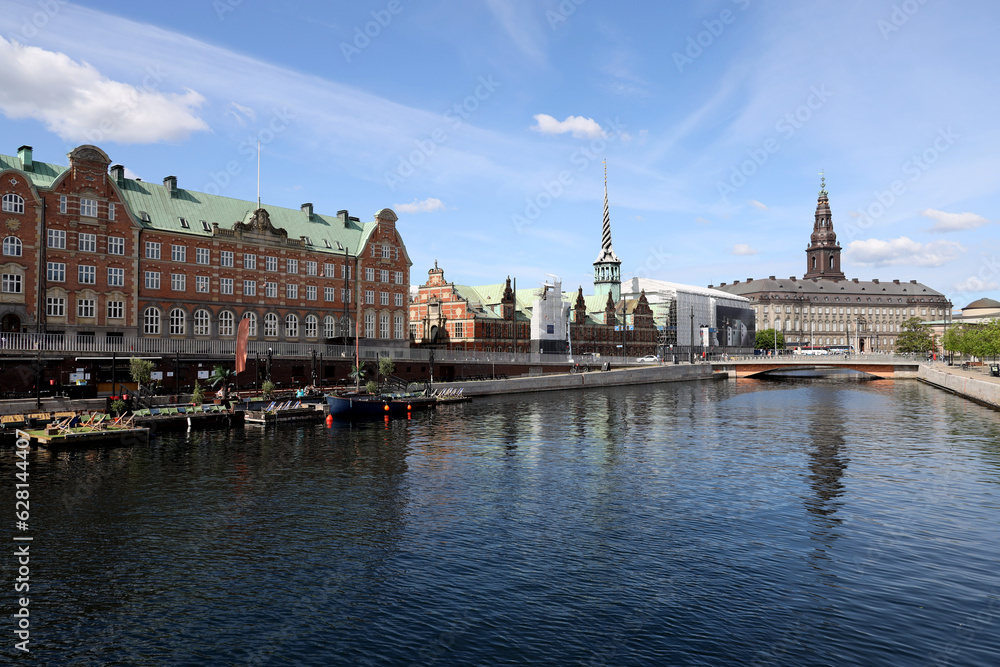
[804,173,845,280]
[593,161,622,302]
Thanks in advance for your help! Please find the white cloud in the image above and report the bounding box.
[0,36,208,144]
[395,197,445,214]
[226,102,257,126]
[531,114,604,139]
[922,208,991,233]
[847,237,965,267]
[696,217,710,224]
[123,166,141,181]
[749,199,768,210]
[954,276,1000,292]
[732,244,758,256]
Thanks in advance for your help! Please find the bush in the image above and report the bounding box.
[110,399,126,416]
[191,381,204,405]
[261,380,276,399]
[365,380,379,395]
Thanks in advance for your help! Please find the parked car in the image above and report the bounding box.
[636,355,659,363]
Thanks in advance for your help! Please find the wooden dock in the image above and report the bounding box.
[16,425,149,448]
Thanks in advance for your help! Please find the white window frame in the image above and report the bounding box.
[108,237,125,255]
[145,271,160,290]
[107,300,124,319]
[47,229,66,249]
[196,248,210,265]
[108,267,124,287]
[80,198,98,217]
[77,298,96,319]
[78,265,96,285]
[171,244,187,262]
[79,233,96,252]
[171,273,186,291]
[195,276,210,293]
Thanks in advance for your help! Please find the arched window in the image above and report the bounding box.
[379,312,389,339]
[193,309,211,336]
[1,194,24,214]
[242,312,257,337]
[219,311,235,337]
[169,308,186,335]
[264,312,278,337]
[812,256,817,269]
[143,307,160,335]
[285,313,298,338]
[2,236,21,257]
[324,316,335,339]
[304,314,318,338]
[829,256,835,269]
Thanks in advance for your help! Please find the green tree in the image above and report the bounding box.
[348,364,367,392]
[365,380,379,396]
[129,358,154,388]
[755,328,785,350]
[191,381,204,405]
[377,356,395,393]
[896,317,935,354]
[261,380,276,399]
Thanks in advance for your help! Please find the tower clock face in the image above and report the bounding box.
[5,219,19,231]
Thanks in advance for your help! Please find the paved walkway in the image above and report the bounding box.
[924,362,1000,386]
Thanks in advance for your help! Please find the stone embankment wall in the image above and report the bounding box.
[431,364,717,397]
[919,366,1000,410]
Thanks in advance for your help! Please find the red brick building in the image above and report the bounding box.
[0,144,410,346]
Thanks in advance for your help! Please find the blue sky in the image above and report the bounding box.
[1,0,998,307]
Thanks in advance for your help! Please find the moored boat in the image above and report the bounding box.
[326,393,437,418]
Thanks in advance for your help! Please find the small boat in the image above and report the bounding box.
[326,392,437,418]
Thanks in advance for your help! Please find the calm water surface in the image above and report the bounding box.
[4,378,1000,665]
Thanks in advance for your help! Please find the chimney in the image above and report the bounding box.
[789,276,797,281]
[747,278,753,283]
[769,276,776,280]
[910,280,917,284]
[852,278,859,283]
[110,164,125,186]
[338,209,349,228]
[301,203,313,218]
[164,175,177,197]
[872,279,879,284]
[17,145,32,171]
[893,279,900,284]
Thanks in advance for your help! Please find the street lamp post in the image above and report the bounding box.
[689,307,694,364]
[266,347,272,382]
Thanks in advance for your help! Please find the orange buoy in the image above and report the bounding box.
[384,404,390,412]
[325,414,333,427]
[407,404,412,410]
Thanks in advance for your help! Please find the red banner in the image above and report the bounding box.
[235,317,250,374]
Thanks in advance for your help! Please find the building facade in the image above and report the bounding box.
[0,144,410,346]
[710,180,951,351]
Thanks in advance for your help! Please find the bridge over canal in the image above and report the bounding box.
[711,355,922,379]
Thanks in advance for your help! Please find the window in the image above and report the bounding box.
[193,309,211,336]
[59,196,67,214]
[371,245,377,258]
[196,248,210,265]
[324,239,332,249]
[380,291,389,306]
[342,288,351,303]
[108,267,124,287]
[2,274,22,293]
[324,316,335,339]
[201,220,211,232]
[78,265,96,284]
[394,293,404,307]
[169,308,186,336]
[324,287,335,302]
[142,308,160,336]
[285,314,298,337]
[244,254,256,270]
[77,299,95,318]
[48,229,66,249]
[171,245,186,262]
[305,261,317,276]
[108,203,115,221]
[243,280,256,297]
[365,267,375,281]
[108,237,125,255]
[394,313,404,340]
[306,285,317,301]
[179,217,189,229]
[220,278,233,295]
[220,251,234,267]
[46,296,65,317]
[219,311,235,337]
[79,233,96,252]
[3,237,22,256]
[305,315,318,338]
[394,271,403,284]
[364,312,375,338]
[107,301,124,319]
[341,264,351,279]
[264,313,278,337]
[324,263,335,278]
[380,269,389,283]
[196,276,209,293]
[2,194,24,214]
[147,244,162,261]
[286,284,298,299]
[47,262,65,282]
[453,321,463,338]
[286,258,298,274]
[171,273,186,291]
[381,244,391,259]
[243,312,257,337]
[265,256,277,272]
[265,282,277,298]
[365,290,374,304]
[80,198,98,217]
[144,271,160,289]
[379,312,389,339]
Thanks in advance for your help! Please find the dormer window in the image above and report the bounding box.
[179,217,189,229]
[201,220,211,232]
[323,239,332,249]
[139,211,150,222]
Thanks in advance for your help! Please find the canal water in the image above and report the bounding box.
[5,377,1000,665]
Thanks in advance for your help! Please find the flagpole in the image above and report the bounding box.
[256,140,261,209]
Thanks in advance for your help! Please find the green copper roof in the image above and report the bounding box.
[0,155,68,189]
